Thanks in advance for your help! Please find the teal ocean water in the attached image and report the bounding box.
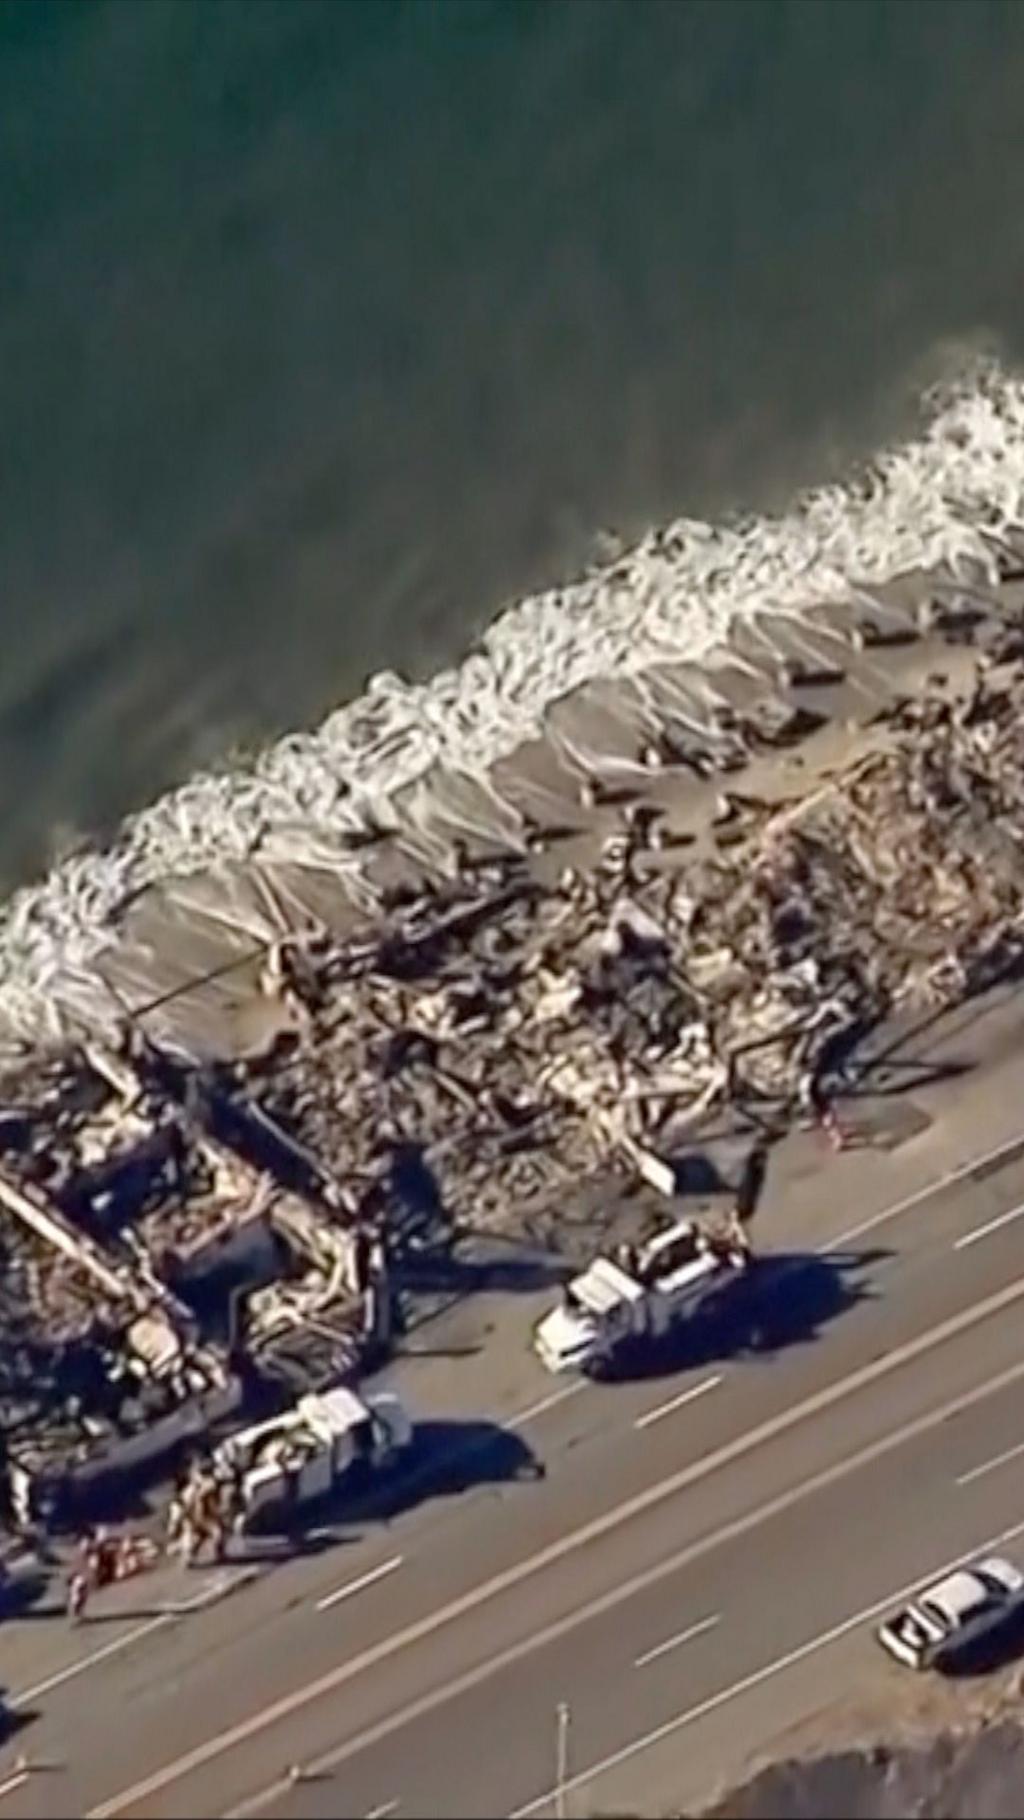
[3,0,1024,976]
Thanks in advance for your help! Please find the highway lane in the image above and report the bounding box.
[7,1126,1024,1815]
[77,1254,1024,1818]
[252,1363,1024,1820]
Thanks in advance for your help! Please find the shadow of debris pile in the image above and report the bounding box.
[693,1720,1024,1820]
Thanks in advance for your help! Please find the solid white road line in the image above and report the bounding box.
[507,1380,587,1430]
[90,1273,1024,1819]
[10,1567,259,1710]
[11,1614,170,1709]
[513,1507,1024,1817]
[0,1772,29,1804]
[365,1802,399,1819]
[635,1375,721,1431]
[827,1127,1024,1252]
[956,1437,1024,1487]
[316,1555,403,1614]
[955,1197,1024,1251]
[634,1613,720,1668]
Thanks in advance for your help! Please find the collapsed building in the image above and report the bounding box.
[248,670,1024,1251]
[0,1044,373,1528]
[3,582,1024,1529]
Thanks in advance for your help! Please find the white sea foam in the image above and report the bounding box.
[4,359,1024,1046]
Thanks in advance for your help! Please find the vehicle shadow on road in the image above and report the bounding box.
[937,1609,1024,1680]
[0,1569,51,1623]
[234,1528,348,1564]
[602,1246,887,1383]
[217,1421,544,1548]
[0,1685,37,1746]
[348,1418,545,1523]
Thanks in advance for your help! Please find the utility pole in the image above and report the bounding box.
[555,1701,571,1820]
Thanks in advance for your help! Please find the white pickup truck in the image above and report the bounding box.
[212,1384,412,1528]
[533,1216,750,1376]
[877,1556,1024,1670]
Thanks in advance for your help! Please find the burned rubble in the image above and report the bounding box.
[0,1041,372,1528]
[3,651,1024,1532]
[252,668,1024,1235]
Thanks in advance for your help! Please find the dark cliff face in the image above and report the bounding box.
[697,1721,1024,1820]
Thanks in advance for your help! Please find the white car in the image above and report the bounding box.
[877,1556,1024,1670]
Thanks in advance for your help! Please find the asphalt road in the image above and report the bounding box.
[255,1331,1024,1820]
[7,1117,1024,1818]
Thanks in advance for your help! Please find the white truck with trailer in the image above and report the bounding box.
[533,1215,750,1376]
[211,1384,412,1529]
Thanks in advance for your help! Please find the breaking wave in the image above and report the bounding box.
[4,357,1024,1045]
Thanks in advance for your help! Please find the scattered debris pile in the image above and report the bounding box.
[0,1170,235,1529]
[0,1042,375,1528]
[3,668,1024,1525]
[252,675,1024,1246]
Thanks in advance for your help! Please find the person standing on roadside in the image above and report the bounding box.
[66,1566,89,1622]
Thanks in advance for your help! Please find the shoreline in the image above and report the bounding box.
[24,545,1019,1072]
[3,362,1024,1049]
